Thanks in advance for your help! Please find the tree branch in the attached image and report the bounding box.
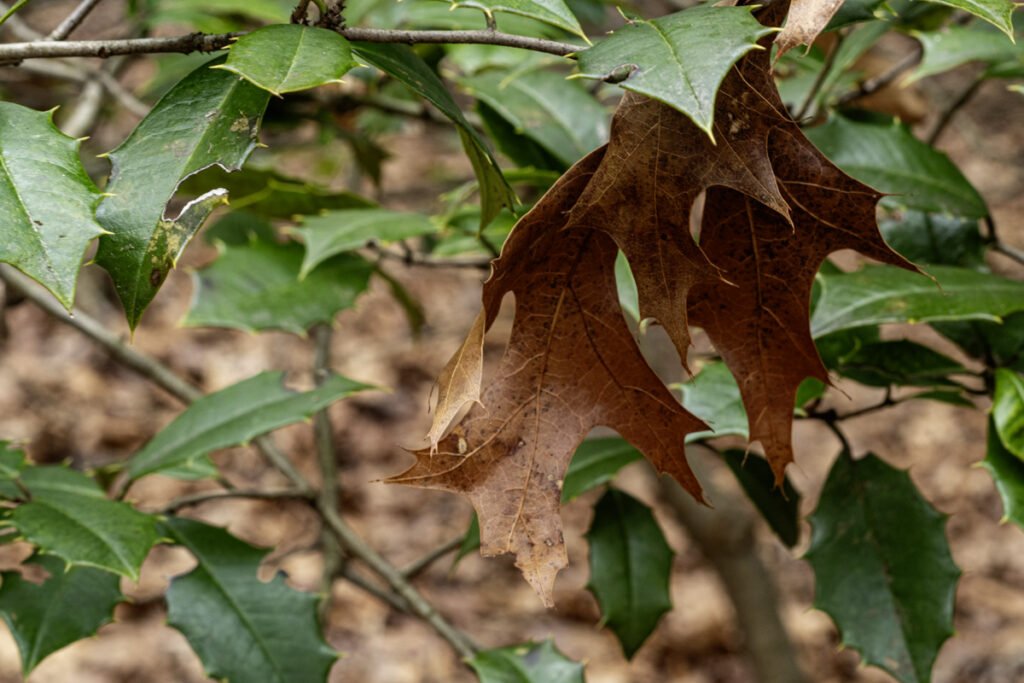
[401,535,464,579]
[0,27,580,62]
[835,43,922,106]
[45,0,102,41]
[157,487,313,514]
[0,264,478,663]
[364,243,493,270]
[311,323,343,615]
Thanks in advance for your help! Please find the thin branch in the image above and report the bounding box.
[291,0,313,24]
[317,502,479,659]
[835,43,922,106]
[0,265,203,403]
[0,27,580,62]
[312,324,343,616]
[927,73,984,146]
[794,32,842,122]
[982,216,1024,267]
[1,265,477,661]
[401,535,464,579]
[365,244,493,270]
[158,487,312,514]
[45,0,102,41]
[340,566,413,613]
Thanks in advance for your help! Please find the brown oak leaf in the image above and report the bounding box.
[688,22,917,482]
[774,0,845,62]
[389,149,708,606]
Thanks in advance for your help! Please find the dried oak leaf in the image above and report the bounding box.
[688,15,917,482]
[563,57,792,369]
[388,149,707,606]
[774,0,844,62]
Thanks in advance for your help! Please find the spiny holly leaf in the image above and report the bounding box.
[993,368,1024,457]
[182,236,373,334]
[678,362,750,442]
[446,0,584,38]
[907,22,1022,83]
[925,0,1015,37]
[0,441,25,481]
[469,639,583,683]
[128,371,375,481]
[0,102,106,310]
[179,165,373,218]
[215,24,358,95]
[880,210,985,268]
[932,311,1024,375]
[562,438,641,502]
[460,68,608,169]
[1,466,159,579]
[721,449,801,547]
[831,340,967,388]
[774,0,845,60]
[805,112,988,219]
[982,416,1024,530]
[575,5,775,139]
[390,151,708,605]
[0,554,123,676]
[810,265,1024,338]
[294,208,435,278]
[806,452,959,683]
[586,488,673,658]
[161,517,338,683]
[94,56,271,329]
[352,42,515,229]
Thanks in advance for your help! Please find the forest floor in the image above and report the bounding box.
[1,4,1024,681]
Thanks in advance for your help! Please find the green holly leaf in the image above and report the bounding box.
[993,369,1024,457]
[826,0,890,31]
[0,102,106,310]
[180,165,374,219]
[880,211,985,268]
[982,416,1024,529]
[932,311,1024,374]
[678,362,750,441]
[352,42,515,229]
[128,371,375,481]
[831,340,967,388]
[923,0,1015,37]
[2,466,159,579]
[182,237,373,334]
[806,113,988,218]
[0,442,25,481]
[294,208,436,278]
[561,438,642,502]
[446,0,584,38]
[94,56,271,329]
[907,23,1022,83]
[806,452,959,683]
[585,488,673,658]
[810,265,1024,337]
[0,553,123,676]
[469,639,584,683]
[215,25,359,95]
[460,68,608,168]
[575,5,774,138]
[203,211,277,246]
[721,450,800,547]
[162,517,338,683]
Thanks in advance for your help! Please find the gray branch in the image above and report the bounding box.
[0,27,580,62]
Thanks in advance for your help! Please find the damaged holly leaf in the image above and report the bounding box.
[774,0,844,61]
[390,151,707,606]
